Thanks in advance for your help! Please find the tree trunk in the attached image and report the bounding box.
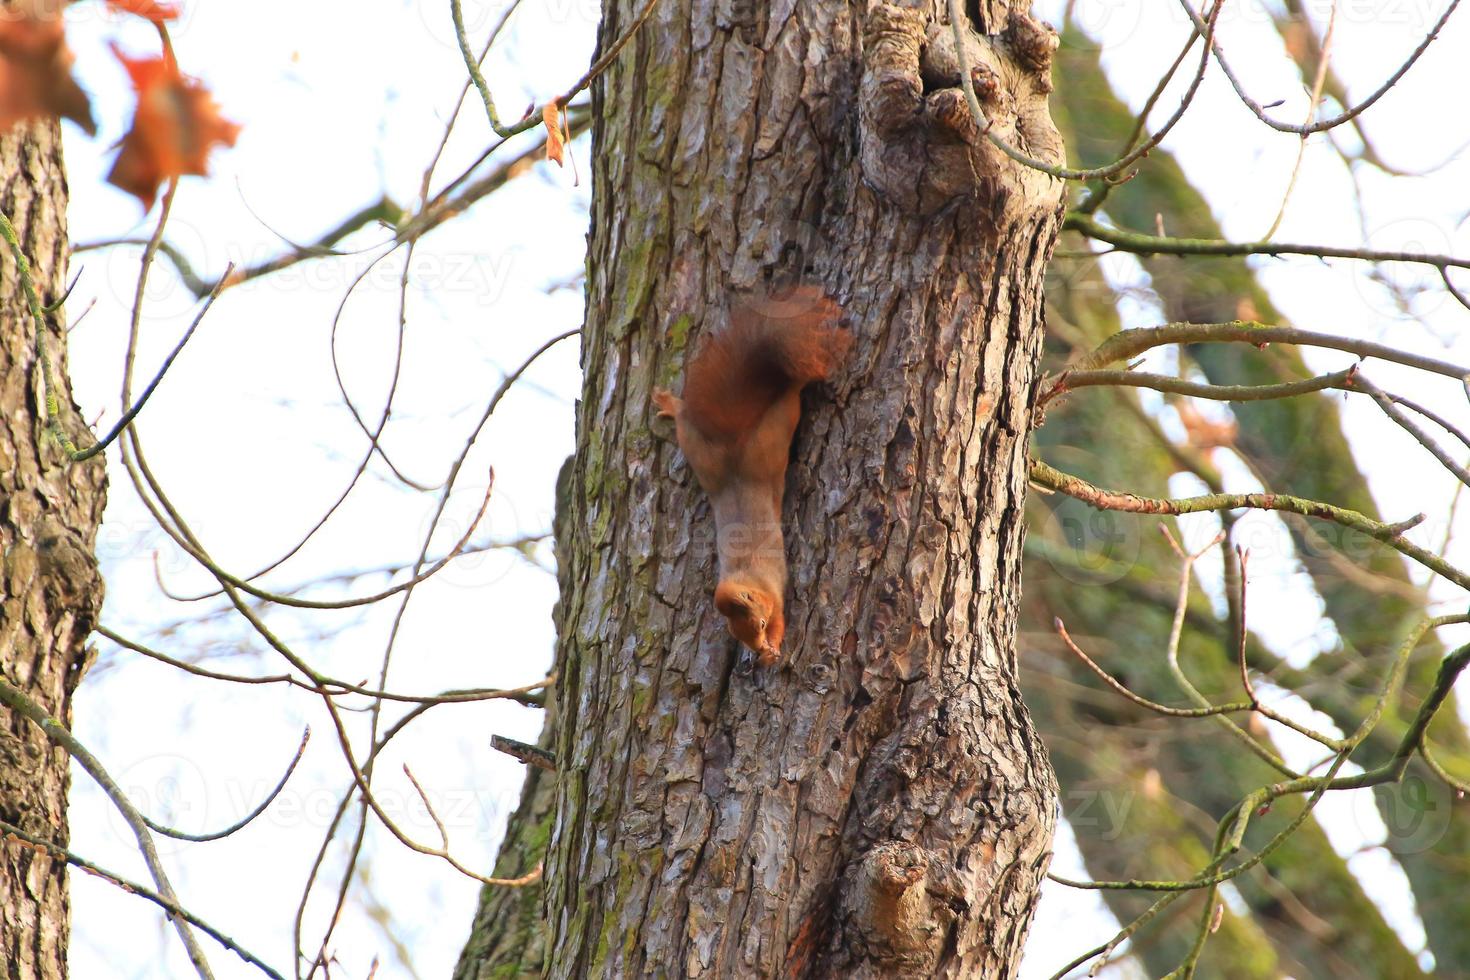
[459,1,1067,977]
[0,120,107,977]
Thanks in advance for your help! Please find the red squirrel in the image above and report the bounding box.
[654,285,850,665]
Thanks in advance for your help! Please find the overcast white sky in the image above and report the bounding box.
[42,1,1470,977]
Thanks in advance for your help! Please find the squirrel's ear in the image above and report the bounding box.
[714,580,750,617]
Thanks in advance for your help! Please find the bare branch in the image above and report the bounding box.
[1066,212,1470,278]
[143,728,311,843]
[0,678,216,979]
[491,735,557,771]
[1030,459,1464,588]
[1063,319,1469,382]
[1175,0,1462,136]
[0,819,284,980]
[454,0,661,137]
[948,0,1223,182]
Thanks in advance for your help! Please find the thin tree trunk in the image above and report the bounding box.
[459,0,1067,976]
[0,120,107,978]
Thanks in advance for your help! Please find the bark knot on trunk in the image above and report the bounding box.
[831,839,971,975]
[859,1,1062,216]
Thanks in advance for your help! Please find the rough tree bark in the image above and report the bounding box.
[0,121,107,975]
[458,0,1066,977]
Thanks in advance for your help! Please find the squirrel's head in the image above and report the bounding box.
[714,579,781,663]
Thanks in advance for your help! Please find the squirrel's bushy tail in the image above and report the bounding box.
[682,285,849,440]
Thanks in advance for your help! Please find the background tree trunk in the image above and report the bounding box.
[0,120,107,977]
[1026,277,1425,977]
[458,0,1066,976]
[1001,33,1436,977]
[1046,31,1470,971]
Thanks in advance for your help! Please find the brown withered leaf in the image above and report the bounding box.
[105,0,182,22]
[107,47,240,209]
[542,103,565,167]
[1176,400,1238,457]
[0,14,96,135]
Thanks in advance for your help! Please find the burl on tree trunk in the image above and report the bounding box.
[458,1,1066,977]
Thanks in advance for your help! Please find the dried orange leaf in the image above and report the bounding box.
[106,0,182,22]
[0,14,95,135]
[1176,400,1238,456]
[107,46,240,209]
[542,103,565,167]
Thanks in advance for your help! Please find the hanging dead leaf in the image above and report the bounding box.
[1176,400,1238,458]
[105,0,182,22]
[542,103,565,167]
[0,13,95,135]
[1280,19,1312,66]
[107,46,240,209]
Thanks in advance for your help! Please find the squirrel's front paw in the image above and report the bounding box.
[652,389,680,419]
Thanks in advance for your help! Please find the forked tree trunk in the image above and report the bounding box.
[0,122,107,976]
[458,1,1064,976]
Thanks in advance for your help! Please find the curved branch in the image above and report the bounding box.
[454,0,661,137]
[129,330,577,611]
[949,0,1223,182]
[1029,459,1468,589]
[1054,618,1253,718]
[1066,319,1469,381]
[0,819,283,980]
[0,678,216,979]
[142,728,310,843]
[100,623,554,706]
[1066,211,1470,277]
[1175,0,1462,136]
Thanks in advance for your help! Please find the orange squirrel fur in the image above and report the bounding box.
[654,286,849,665]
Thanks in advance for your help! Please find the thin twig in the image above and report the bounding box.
[1156,527,1295,775]
[0,679,216,979]
[101,623,553,705]
[0,819,284,980]
[1066,213,1470,278]
[1261,0,1337,241]
[142,728,311,842]
[947,0,1224,183]
[1231,547,1343,750]
[1175,0,1461,136]
[454,0,661,137]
